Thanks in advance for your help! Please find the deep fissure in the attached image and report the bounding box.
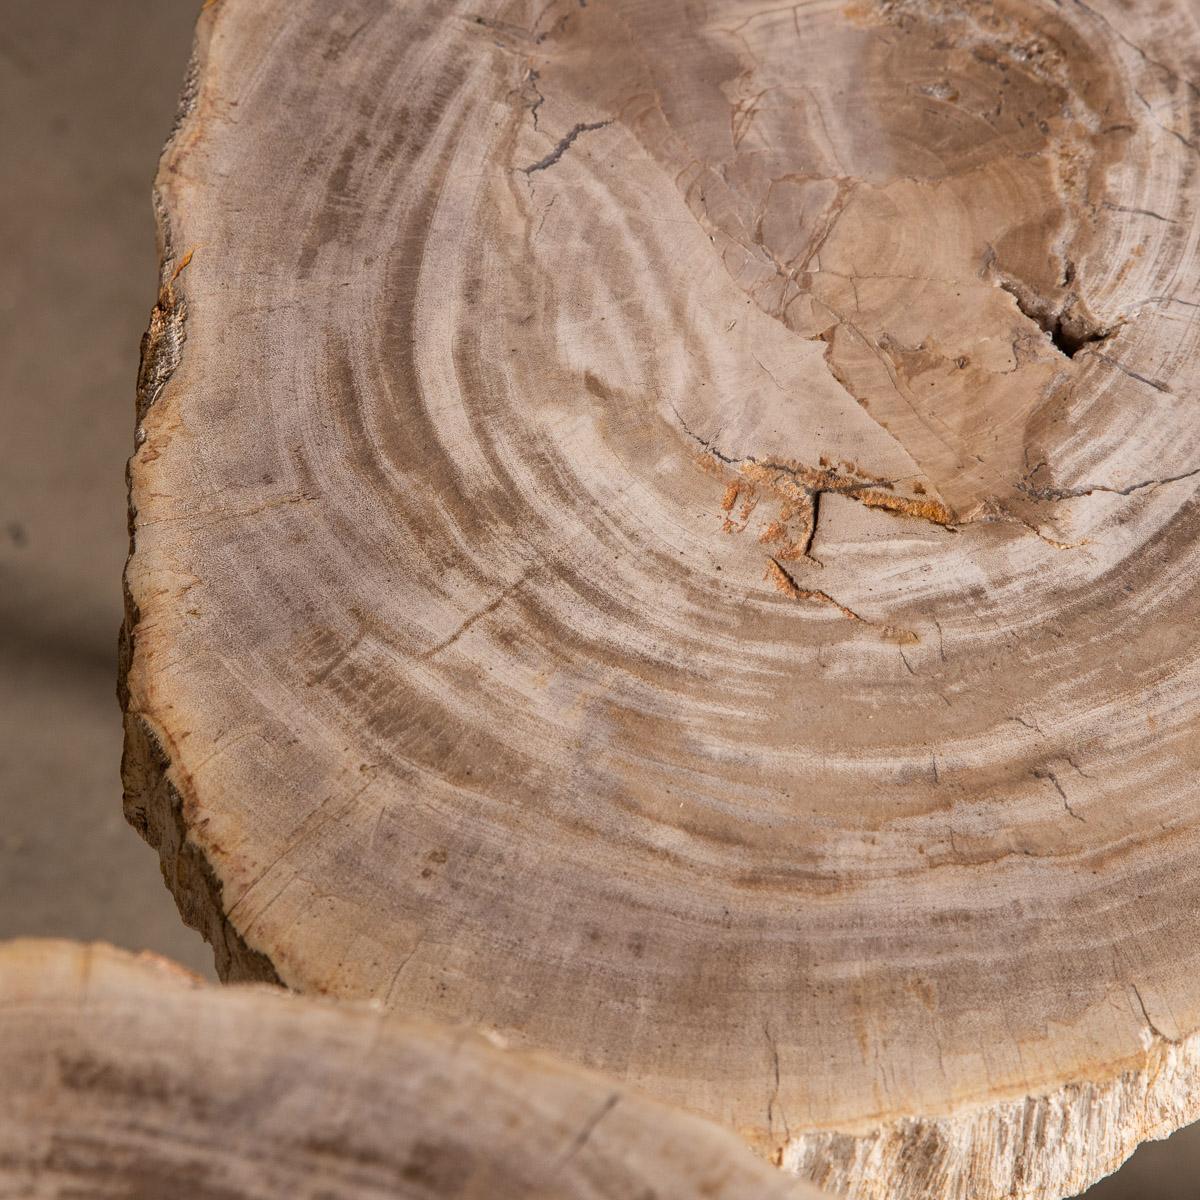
[995,277,1110,358]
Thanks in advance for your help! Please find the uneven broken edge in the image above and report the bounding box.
[119,31,274,986]
[789,1035,1200,1198]
[119,708,282,984]
[120,3,1200,1198]
[0,939,819,1199]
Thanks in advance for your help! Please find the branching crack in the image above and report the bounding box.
[667,398,737,464]
[669,405,957,536]
[524,67,545,130]
[521,119,611,173]
[766,557,865,623]
[763,1021,791,1159]
[1070,0,1200,105]
[1131,983,1179,1044]
[1034,767,1085,822]
[420,564,541,659]
[1018,464,1200,502]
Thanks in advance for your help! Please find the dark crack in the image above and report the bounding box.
[1018,464,1200,502]
[1066,754,1096,780]
[1131,983,1179,1044]
[521,119,611,173]
[1092,350,1173,394]
[1008,714,1043,734]
[524,67,545,130]
[1034,767,1085,822]
[802,487,822,559]
[420,563,542,659]
[764,1021,791,1153]
[552,1093,619,1172]
[1071,0,1200,102]
[993,272,1114,359]
[1102,201,1179,226]
[666,398,737,464]
[1134,89,1200,157]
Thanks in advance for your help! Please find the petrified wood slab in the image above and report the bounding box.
[122,1,1200,1197]
[0,940,817,1199]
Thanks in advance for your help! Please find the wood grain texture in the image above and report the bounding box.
[122,1,1200,1197]
[0,940,818,1199]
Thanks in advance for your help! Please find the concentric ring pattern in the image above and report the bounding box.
[123,1,1200,1197]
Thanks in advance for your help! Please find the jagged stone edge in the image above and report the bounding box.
[118,4,282,988]
[786,1027,1200,1199]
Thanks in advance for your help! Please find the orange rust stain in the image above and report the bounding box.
[907,975,938,1012]
[171,248,196,282]
[758,520,788,545]
[721,480,741,512]
[801,589,862,621]
[857,490,956,525]
[740,457,894,498]
[842,1,876,27]
[765,557,801,598]
[764,559,862,621]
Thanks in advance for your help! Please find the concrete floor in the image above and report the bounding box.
[0,0,212,976]
[0,1,1194,1195]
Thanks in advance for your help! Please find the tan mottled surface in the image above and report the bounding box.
[123,2,1200,1198]
[0,939,820,1199]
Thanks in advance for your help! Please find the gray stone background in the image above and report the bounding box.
[0,3,1191,1195]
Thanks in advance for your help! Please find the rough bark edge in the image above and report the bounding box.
[786,1029,1200,1199]
[118,709,284,987]
[113,4,1200,1197]
[118,4,281,989]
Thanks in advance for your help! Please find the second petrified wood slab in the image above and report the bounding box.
[0,940,817,1200]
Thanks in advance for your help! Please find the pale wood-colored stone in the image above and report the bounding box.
[0,939,821,1199]
[122,2,1200,1197]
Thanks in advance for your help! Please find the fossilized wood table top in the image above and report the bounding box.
[122,1,1200,1197]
